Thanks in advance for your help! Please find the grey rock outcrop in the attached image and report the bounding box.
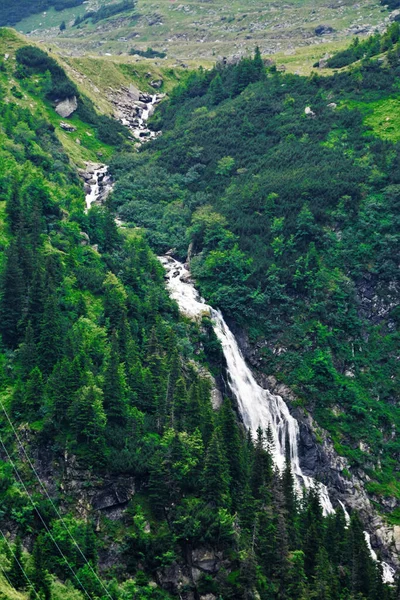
[60,121,77,132]
[315,24,335,36]
[55,96,78,118]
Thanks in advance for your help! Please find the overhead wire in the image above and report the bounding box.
[0,527,41,599]
[0,400,114,600]
[0,430,95,600]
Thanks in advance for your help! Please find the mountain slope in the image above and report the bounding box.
[109,49,400,528]
[0,29,398,600]
[11,0,390,63]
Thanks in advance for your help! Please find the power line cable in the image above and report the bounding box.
[0,527,40,599]
[0,431,94,600]
[0,401,113,600]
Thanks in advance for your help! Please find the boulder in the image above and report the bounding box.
[150,79,163,89]
[79,231,90,246]
[191,548,221,573]
[315,24,335,36]
[60,121,76,132]
[55,96,78,118]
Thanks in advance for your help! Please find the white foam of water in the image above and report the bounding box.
[85,166,111,212]
[364,532,395,584]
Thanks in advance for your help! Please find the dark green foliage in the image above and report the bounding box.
[16,46,78,101]
[110,50,400,511]
[0,43,397,600]
[129,47,166,59]
[8,537,25,590]
[0,0,84,27]
[326,24,400,68]
[73,0,135,26]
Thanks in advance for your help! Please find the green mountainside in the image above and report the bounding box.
[110,46,400,516]
[0,23,400,600]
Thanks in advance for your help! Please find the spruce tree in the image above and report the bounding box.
[103,333,128,426]
[210,73,227,105]
[220,397,244,503]
[8,537,25,590]
[202,429,230,507]
[0,242,24,348]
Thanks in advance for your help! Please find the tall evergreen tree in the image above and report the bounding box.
[202,428,230,507]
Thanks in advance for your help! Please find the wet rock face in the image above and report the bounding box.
[106,85,164,141]
[55,96,78,118]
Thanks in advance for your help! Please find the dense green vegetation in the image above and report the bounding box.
[73,1,136,27]
[324,23,400,69]
[0,0,84,27]
[14,45,129,147]
[0,36,398,599]
[109,49,400,514]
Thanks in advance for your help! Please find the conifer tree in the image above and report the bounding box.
[23,366,44,416]
[220,397,243,503]
[31,535,51,600]
[202,428,230,507]
[18,321,38,379]
[210,73,227,105]
[0,242,24,348]
[8,537,25,590]
[38,293,63,375]
[103,333,128,426]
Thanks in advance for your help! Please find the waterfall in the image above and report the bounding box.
[160,256,333,513]
[85,165,112,212]
[159,255,395,583]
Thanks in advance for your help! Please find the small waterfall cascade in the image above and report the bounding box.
[120,93,161,141]
[84,165,113,212]
[160,255,395,583]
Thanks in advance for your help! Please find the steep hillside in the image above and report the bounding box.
[0,28,398,600]
[109,49,400,530]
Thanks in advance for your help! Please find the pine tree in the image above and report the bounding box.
[68,382,107,461]
[253,46,265,80]
[220,397,244,504]
[38,293,63,375]
[202,429,230,507]
[18,321,38,379]
[282,457,298,547]
[8,537,25,590]
[23,366,44,416]
[5,178,22,233]
[0,242,25,348]
[31,535,51,600]
[210,73,227,104]
[287,550,308,600]
[103,333,128,426]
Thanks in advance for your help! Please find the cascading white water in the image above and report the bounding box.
[159,255,396,583]
[159,256,334,513]
[364,532,395,583]
[85,165,112,212]
[83,94,395,583]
